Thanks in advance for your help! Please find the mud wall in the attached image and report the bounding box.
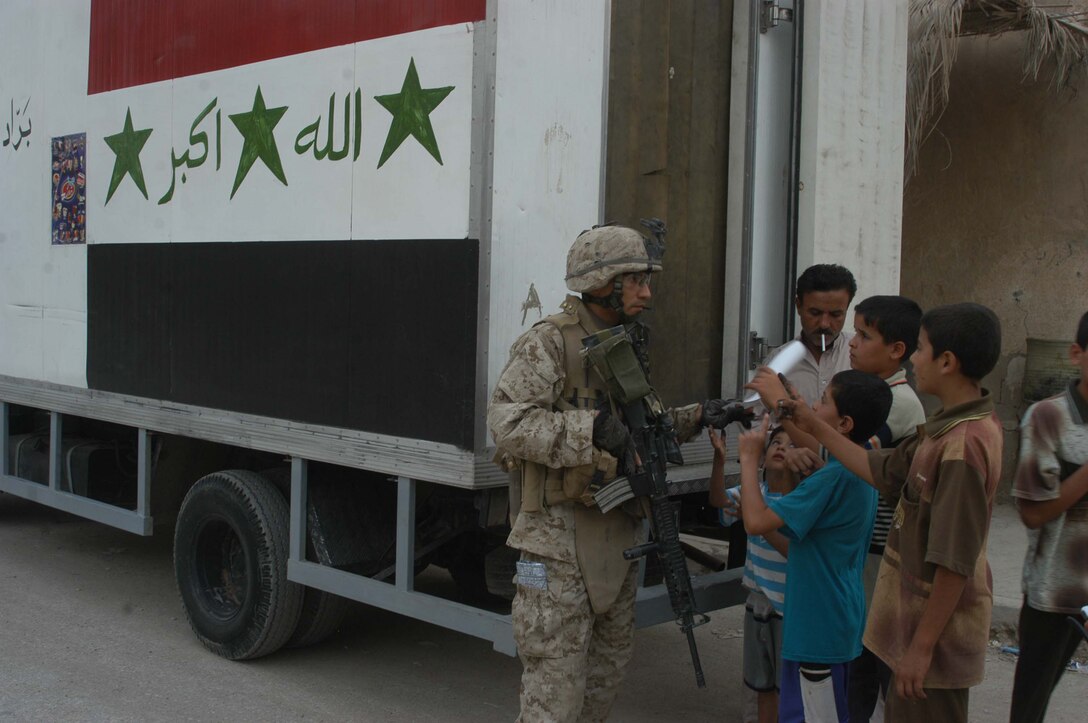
[901,33,1088,496]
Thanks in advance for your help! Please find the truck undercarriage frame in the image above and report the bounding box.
[0,376,745,657]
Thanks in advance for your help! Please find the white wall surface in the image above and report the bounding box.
[0,1,90,385]
[797,0,908,297]
[486,0,610,430]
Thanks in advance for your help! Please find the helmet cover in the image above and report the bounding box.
[565,220,665,293]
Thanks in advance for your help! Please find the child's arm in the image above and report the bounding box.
[762,529,789,558]
[895,566,968,700]
[1014,404,1088,528]
[743,369,822,453]
[706,427,730,509]
[738,416,786,536]
[783,445,825,477]
[1019,461,1088,528]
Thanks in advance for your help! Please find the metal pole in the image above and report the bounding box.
[396,476,417,592]
[0,402,8,476]
[136,429,151,518]
[49,412,62,491]
[290,458,308,563]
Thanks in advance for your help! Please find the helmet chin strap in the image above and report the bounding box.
[582,277,652,323]
[582,277,626,317]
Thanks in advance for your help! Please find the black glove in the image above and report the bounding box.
[701,399,755,429]
[592,408,633,460]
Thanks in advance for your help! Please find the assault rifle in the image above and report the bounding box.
[582,325,710,689]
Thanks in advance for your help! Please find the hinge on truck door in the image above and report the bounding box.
[760,1,794,33]
[749,331,768,370]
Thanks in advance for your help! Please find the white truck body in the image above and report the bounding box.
[0,0,907,657]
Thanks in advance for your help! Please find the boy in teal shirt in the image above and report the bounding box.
[739,370,892,722]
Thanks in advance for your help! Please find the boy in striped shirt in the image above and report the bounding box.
[709,424,798,723]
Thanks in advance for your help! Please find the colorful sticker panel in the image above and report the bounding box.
[52,133,87,245]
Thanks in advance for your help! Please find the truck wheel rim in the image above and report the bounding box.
[194,518,249,621]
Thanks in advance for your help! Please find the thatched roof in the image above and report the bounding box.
[906,0,1088,178]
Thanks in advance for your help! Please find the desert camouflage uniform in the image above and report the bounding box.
[489,295,700,723]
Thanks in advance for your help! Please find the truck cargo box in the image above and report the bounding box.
[0,0,907,659]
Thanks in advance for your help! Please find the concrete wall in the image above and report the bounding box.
[901,33,1088,496]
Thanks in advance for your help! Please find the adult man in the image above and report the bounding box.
[770,264,857,405]
[488,222,742,722]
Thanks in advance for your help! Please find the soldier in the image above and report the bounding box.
[488,222,746,722]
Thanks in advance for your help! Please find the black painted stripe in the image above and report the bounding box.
[87,239,479,450]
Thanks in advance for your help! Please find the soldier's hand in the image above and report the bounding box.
[592,408,632,460]
[701,398,754,429]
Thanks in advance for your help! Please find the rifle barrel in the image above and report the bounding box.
[686,624,706,688]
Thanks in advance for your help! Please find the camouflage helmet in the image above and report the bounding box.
[565,219,666,293]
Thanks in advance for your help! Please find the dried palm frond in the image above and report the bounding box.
[906,0,1088,179]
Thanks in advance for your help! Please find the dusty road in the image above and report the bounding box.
[1,494,1084,722]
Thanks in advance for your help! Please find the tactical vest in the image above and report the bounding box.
[513,295,616,515]
[509,295,640,614]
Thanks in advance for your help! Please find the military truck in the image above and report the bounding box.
[0,0,907,660]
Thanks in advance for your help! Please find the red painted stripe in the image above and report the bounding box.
[88,0,486,94]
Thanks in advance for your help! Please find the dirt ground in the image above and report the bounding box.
[0,493,1084,721]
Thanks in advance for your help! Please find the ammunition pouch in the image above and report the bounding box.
[563,449,618,506]
[503,448,619,520]
[582,328,652,404]
[499,297,631,523]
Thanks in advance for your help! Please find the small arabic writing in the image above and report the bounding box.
[3,97,32,151]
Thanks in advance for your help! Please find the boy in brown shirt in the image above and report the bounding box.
[749,302,1003,722]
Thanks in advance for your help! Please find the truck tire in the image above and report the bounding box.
[174,470,303,660]
[286,588,352,648]
[255,466,353,649]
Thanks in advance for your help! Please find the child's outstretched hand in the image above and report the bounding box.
[783,446,824,477]
[777,396,819,434]
[745,367,789,408]
[738,413,770,464]
[707,426,728,459]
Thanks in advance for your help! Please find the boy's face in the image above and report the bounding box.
[812,386,844,431]
[764,431,795,472]
[910,328,940,395]
[849,312,901,377]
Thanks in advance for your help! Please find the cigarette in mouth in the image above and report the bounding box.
[821,334,826,352]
